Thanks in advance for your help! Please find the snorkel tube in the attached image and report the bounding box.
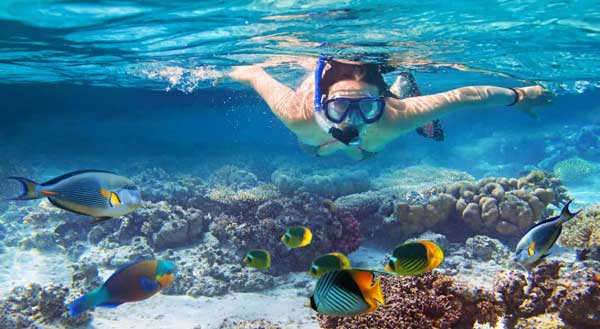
[314,55,361,146]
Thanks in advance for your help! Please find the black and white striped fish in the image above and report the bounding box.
[6,170,141,223]
[309,269,384,316]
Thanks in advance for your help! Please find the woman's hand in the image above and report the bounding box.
[516,86,553,118]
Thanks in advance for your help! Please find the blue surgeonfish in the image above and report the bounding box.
[68,259,176,317]
[6,170,141,223]
[309,269,384,316]
[515,200,581,266]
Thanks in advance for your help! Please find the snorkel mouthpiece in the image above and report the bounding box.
[329,126,360,145]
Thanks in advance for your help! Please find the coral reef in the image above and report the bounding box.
[271,168,371,198]
[464,235,512,265]
[379,171,569,241]
[318,272,502,329]
[494,260,600,328]
[209,192,362,274]
[559,204,600,260]
[0,283,90,328]
[160,237,275,297]
[553,157,598,184]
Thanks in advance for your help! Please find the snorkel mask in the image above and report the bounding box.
[314,55,386,146]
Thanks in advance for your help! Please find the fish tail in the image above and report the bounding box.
[370,277,384,305]
[68,287,106,317]
[5,176,41,200]
[560,200,582,223]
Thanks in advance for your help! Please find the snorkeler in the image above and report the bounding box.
[228,56,552,160]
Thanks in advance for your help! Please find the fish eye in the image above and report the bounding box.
[310,266,317,274]
[388,261,395,270]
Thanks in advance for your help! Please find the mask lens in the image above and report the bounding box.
[325,99,350,122]
[358,99,383,121]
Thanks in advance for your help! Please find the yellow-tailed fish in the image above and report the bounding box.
[243,249,271,269]
[515,200,581,266]
[281,226,312,248]
[309,269,384,316]
[6,170,141,223]
[308,252,351,278]
[384,240,444,275]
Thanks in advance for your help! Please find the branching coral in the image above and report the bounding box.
[494,260,600,328]
[318,272,502,329]
[0,283,90,328]
[559,204,600,260]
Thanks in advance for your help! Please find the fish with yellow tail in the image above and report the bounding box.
[308,252,351,278]
[515,200,581,266]
[243,249,271,270]
[5,170,141,223]
[309,269,384,316]
[384,240,444,275]
[281,226,312,248]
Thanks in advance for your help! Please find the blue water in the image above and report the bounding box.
[1,1,600,328]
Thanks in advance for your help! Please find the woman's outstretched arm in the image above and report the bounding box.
[228,65,313,126]
[381,85,551,133]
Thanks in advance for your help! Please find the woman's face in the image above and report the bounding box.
[326,80,380,128]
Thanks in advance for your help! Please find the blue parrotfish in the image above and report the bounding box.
[68,259,176,317]
[515,200,581,266]
[6,170,141,223]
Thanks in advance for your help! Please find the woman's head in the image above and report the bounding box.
[319,60,390,99]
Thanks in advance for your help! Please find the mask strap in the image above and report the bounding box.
[314,55,332,112]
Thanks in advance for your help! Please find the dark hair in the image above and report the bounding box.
[319,60,393,98]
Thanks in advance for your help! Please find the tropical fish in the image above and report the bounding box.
[68,259,176,317]
[308,252,351,278]
[515,200,581,266]
[243,249,271,270]
[6,170,141,223]
[281,226,312,248]
[309,269,384,316]
[384,240,444,275]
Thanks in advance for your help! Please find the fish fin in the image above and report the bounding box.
[539,253,551,260]
[109,192,121,207]
[349,269,377,292]
[41,169,117,186]
[97,302,123,308]
[100,188,110,198]
[47,198,90,216]
[92,216,113,224]
[560,200,582,223]
[528,241,536,257]
[68,287,106,317]
[68,294,95,317]
[365,276,384,306]
[140,277,160,293]
[302,228,313,246]
[5,176,41,200]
